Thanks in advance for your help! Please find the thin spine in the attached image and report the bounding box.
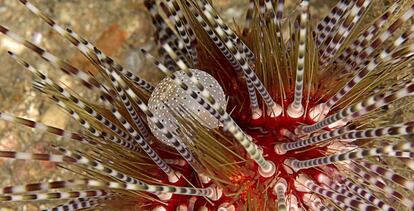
[320,178,363,202]
[198,0,255,61]
[95,62,152,142]
[0,179,92,195]
[283,121,414,152]
[158,2,190,66]
[49,95,141,152]
[288,0,309,118]
[111,106,151,143]
[379,24,414,60]
[317,0,355,52]
[80,53,153,143]
[66,27,156,94]
[279,125,354,153]
[145,0,185,71]
[191,1,281,116]
[339,122,414,140]
[41,197,90,211]
[357,23,414,69]
[186,1,260,115]
[326,184,363,203]
[0,149,145,187]
[0,178,216,199]
[56,147,146,185]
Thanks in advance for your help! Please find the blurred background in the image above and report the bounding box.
[0,0,395,210]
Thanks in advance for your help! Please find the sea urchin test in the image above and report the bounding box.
[148,69,227,145]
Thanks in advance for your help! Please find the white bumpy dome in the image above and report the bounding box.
[148,69,227,145]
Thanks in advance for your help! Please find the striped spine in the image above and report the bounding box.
[300,81,414,134]
[358,161,414,192]
[0,189,108,202]
[0,25,114,104]
[56,147,146,185]
[342,177,396,211]
[336,2,399,70]
[164,0,198,66]
[286,141,414,171]
[96,52,197,172]
[302,193,330,211]
[316,0,354,46]
[48,95,141,152]
[319,0,372,65]
[348,164,414,209]
[42,198,99,211]
[0,151,76,163]
[0,112,93,145]
[18,0,155,93]
[10,51,174,178]
[188,1,260,116]
[325,4,414,109]
[288,0,309,118]
[191,1,282,117]
[273,178,287,211]
[295,175,381,211]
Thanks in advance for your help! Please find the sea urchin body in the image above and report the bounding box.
[1,0,414,210]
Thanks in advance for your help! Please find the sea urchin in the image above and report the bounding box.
[1,0,414,210]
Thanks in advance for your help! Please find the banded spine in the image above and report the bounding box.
[300,81,414,134]
[295,174,381,210]
[286,141,414,172]
[10,53,174,177]
[287,0,309,118]
[0,189,108,202]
